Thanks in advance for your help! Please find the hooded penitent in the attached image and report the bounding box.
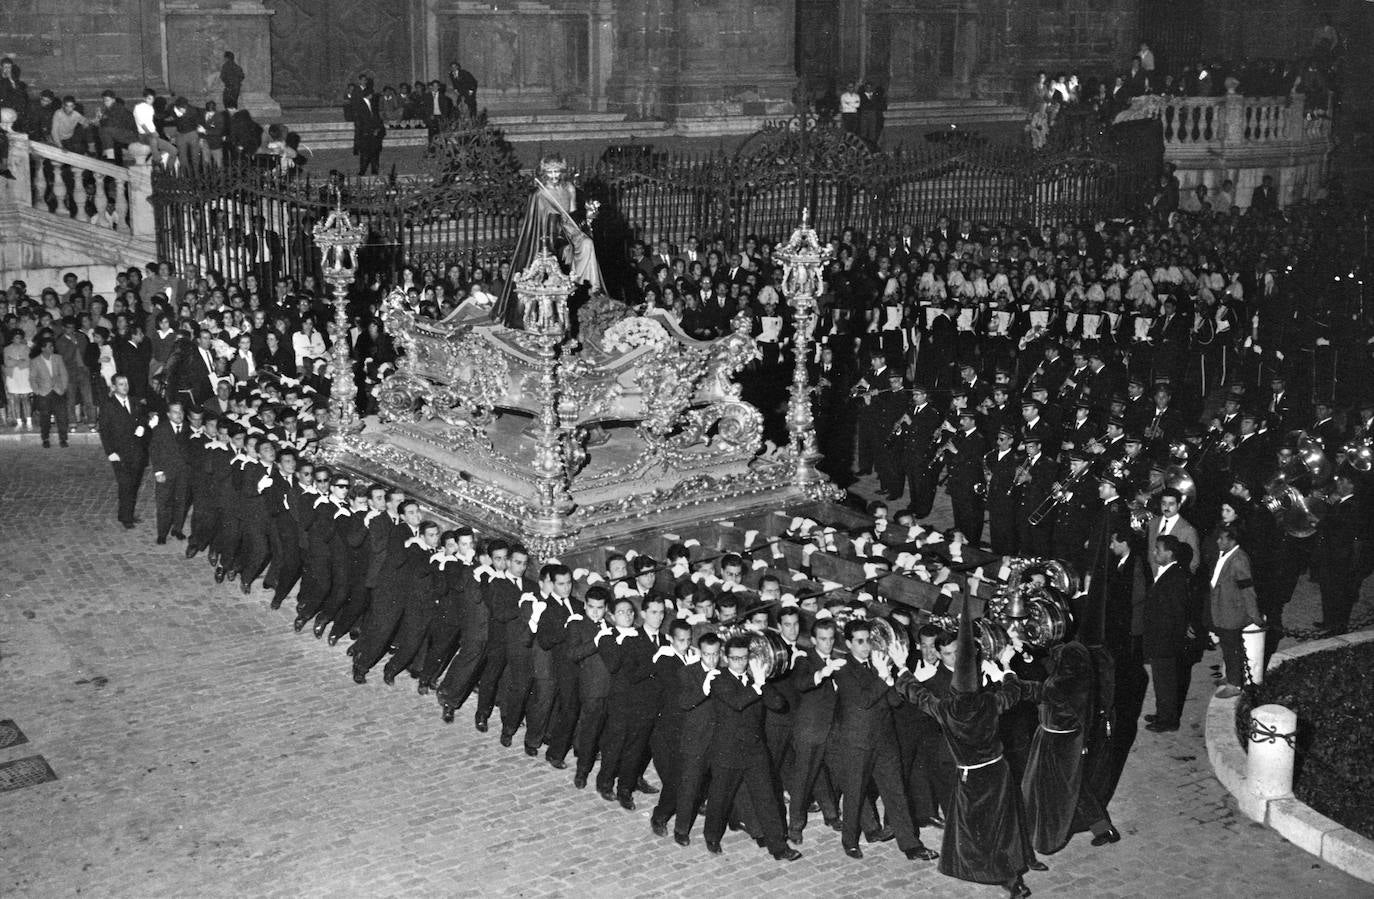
[951,589,982,695]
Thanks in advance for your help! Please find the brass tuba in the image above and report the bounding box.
[1340,437,1374,473]
[1260,476,1330,538]
[868,616,911,661]
[716,624,795,681]
[927,557,1076,656]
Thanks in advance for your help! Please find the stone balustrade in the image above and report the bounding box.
[2,114,160,288]
[4,132,155,239]
[1123,91,1333,206]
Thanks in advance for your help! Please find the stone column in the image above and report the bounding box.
[161,0,281,119]
[588,0,615,112]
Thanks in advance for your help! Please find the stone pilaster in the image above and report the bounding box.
[161,0,281,119]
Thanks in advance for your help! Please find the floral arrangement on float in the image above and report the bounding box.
[601,315,670,355]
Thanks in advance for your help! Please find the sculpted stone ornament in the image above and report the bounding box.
[338,210,839,553]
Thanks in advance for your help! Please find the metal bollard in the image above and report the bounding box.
[1247,703,1297,800]
[1242,625,1266,685]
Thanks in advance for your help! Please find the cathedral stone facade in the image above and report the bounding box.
[4,0,1144,118]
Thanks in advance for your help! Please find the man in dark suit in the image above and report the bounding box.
[831,619,938,861]
[667,631,721,843]
[1312,472,1362,635]
[1015,436,1058,557]
[596,595,665,809]
[1249,174,1277,214]
[351,77,385,176]
[526,563,584,761]
[647,618,699,838]
[436,540,508,722]
[568,586,613,787]
[946,409,987,543]
[701,634,802,861]
[376,518,443,684]
[448,61,478,118]
[263,448,307,609]
[986,426,1022,555]
[232,437,277,594]
[148,399,191,544]
[417,527,476,690]
[1143,535,1192,732]
[351,499,426,682]
[893,384,944,512]
[421,80,455,140]
[786,617,843,842]
[98,373,149,529]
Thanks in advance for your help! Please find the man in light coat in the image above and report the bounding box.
[1205,526,1264,698]
[30,336,70,447]
[1145,487,1200,575]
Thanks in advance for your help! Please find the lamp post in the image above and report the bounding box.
[312,195,367,440]
[776,209,833,486]
[517,248,576,547]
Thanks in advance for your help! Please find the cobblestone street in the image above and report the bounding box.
[0,441,1369,898]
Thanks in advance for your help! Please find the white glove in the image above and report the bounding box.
[814,657,847,684]
[982,659,1007,683]
[147,413,159,430]
[615,630,630,645]
[154,471,166,483]
[566,613,584,623]
[748,657,769,688]
[108,453,120,462]
[257,474,273,492]
[703,668,721,694]
[333,507,349,519]
[653,646,674,662]
[134,425,145,438]
[685,647,701,665]
[913,658,938,682]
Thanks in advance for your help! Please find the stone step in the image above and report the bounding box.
[290,116,671,151]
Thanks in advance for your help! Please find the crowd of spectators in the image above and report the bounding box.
[0,54,309,175]
[1025,21,1346,145]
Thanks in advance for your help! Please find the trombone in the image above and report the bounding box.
[1027,463,1091,526]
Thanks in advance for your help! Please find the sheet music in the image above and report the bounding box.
[1134,316,1154,341]
[989,310,1012,336]
[1029,310,1050,330]
[1082,312,1102,339]
[956,309,976,332]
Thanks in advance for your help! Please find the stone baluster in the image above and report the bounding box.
[50,162,68,216]
[1,120,31,211]
[72,168,90,222]
[125,153,155,238]
[114,175,129,232]
[1221,93,1246,146]
[30,150,48,212]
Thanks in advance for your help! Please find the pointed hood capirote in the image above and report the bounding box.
[950,589,982,695]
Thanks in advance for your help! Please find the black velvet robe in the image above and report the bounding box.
[896,671,1039,886]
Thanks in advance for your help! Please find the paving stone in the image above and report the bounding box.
[0,445,1370,897]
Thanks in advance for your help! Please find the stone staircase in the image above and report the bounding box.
[1,130,159,292]
[287,111,672,153]
[285,99,1028,153]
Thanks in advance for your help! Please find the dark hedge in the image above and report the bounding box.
[1236,640,1374,841]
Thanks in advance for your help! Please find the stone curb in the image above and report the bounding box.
[1205,628,1374,884]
